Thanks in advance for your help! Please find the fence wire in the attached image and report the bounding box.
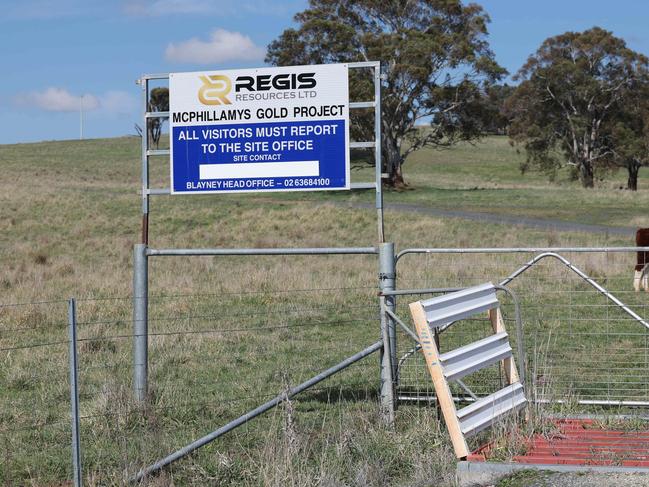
[4,249,649,484]
[0,282,380,485]
[394,250,649,407]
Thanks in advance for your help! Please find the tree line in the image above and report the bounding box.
[149,0,649,190]
[267,0,649,190]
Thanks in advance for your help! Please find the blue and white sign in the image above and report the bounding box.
[169,64,350,194]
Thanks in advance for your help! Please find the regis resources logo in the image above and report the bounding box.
[198,72,319,105]
[198,74,232,105]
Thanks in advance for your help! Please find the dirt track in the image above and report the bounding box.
[346,201,637,236]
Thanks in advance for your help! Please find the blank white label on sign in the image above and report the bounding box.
[199,161,319,179]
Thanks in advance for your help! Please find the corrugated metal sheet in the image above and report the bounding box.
[468,419,649,467]
[421,282,499,329]
[457,382,526,437]
[440,331,512,381]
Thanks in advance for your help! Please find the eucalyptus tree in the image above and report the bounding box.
[266,0,504,187]
[506,27,649,188]
[607,82,649,190]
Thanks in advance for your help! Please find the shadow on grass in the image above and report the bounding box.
[298,385,379,406]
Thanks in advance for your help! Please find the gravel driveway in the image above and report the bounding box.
[491,470,649,486]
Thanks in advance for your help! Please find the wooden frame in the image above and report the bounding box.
[410,301,469,457]
[410,299,522,459]
[489,308,519,384]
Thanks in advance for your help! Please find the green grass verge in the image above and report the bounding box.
[0,136,648,485]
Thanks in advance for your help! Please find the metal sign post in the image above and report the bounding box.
[136,61,383,245]
[133,62,388,409]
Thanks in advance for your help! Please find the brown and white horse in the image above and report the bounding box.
[635,228,649,292]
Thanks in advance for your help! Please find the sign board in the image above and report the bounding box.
[169,64,350,194]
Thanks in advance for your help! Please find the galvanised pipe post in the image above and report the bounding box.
[379,297,395,424]
[133,243,148,403]
[379,243,397,381]
[374,62,385,243]
[139,76,149,245]
[68,298,82,487]
[379,242,396,421]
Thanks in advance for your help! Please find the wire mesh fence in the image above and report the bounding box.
[393,249,649,408]
[0,266,382,484]
[3,248,649,483]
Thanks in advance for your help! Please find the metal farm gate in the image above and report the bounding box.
[391,247,649,408]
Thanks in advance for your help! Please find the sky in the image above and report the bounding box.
[1,0,648,144]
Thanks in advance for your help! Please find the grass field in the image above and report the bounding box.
[393,137,649,228]
[1,135,648,486]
